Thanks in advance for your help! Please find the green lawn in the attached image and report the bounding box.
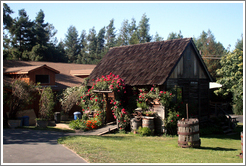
[58,124,243,163]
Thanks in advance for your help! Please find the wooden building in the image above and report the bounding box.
[88,38,213,122]
[3,60,96,121]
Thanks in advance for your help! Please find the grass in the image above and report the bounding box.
[57,123,244,163]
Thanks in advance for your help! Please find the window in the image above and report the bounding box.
[36,75,50,84]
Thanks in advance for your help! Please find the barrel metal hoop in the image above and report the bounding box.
[177,123,199,127]
[178,131,199,136]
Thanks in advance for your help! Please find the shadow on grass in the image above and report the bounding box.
[200,124,243,140]
[197,146,238,151]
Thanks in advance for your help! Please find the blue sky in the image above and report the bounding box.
[3,1,244,51]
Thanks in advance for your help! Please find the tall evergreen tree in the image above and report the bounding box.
[34,9,49,46]
[64,25,80,63]
[117,19,129,46]
[9,9,34,60]
[194,29,226,80]
[77,30,88,64]
[128,18,139,45]
[3,3,14,59]
[167,30,183,40]
[87,27,97,63]
[138,13,151,43]
[96,27,106,55]
[105,19,117,49]
[153,32,164,42]
[3,3,13,30]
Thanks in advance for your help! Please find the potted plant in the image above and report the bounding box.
[36,86,55,128]
[4,79,37,128]
[143,110,157,117]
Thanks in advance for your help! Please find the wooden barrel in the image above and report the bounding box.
[142,117,155,131]
[241,132,243,155]
[130,117,142,131]
[177,118,200,148]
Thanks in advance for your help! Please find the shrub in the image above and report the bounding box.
[69,119,86,130]
[5,79,38,119]
[137,126,153,136]
[38,86,55,120]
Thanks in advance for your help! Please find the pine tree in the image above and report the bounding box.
[194,29,226,80]
[87,27,97,63]
[153,32,164,42]
[138,13,151,43]
[77,30,88,64]
[64,25,80,63]
[117,19,129,46]
[105,19,117,49]
[3,3,13,30]
[9,9,35,60]
[167,30,183,40]
[97,27,106,55]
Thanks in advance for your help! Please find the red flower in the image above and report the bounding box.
[171,120,173,122]
[164,92,166,94]
[80,96,83,98]
[177,114,180,117]
[160,91,163,94]
[170,93,172,96]
[95,99,98,102]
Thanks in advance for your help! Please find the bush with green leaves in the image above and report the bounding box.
[38,86,55,120]
[59,85,88,114]
[215,37,243,115]
[4,78,38,119]
[137,126,153,136]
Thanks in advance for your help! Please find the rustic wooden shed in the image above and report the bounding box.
[88,38,213,122]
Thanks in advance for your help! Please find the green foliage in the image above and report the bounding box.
[39,86,55,120]
[69,111,103,131]
[194,29,227,80]
[69,119,86,130]
[167,30,183,40]
[215,37,243,115]
[137,126,153,136]
[64,25,80,63]
[105,19,117,49]
[138,13,151,43]
[59,85,87,114]
[6,79,38,119]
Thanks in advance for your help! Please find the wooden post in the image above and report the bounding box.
[186,103,189,121]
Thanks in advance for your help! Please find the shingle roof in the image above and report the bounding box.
[3,60,96,90]
[4,65,60,74]
[88,38,192,86]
